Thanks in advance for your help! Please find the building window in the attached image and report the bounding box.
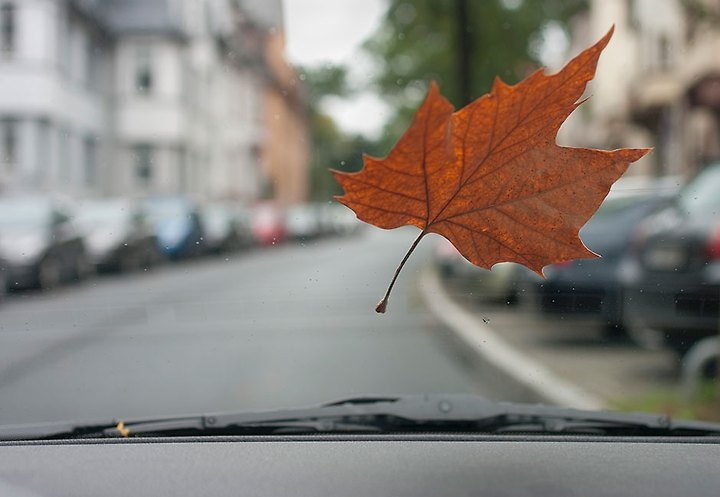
[135,47,153,94]
[1,3,15,55]
[84,136,97,186]
[1,119,16,169]
[134,144,154,185]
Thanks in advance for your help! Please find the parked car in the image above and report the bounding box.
[201,203,252,254]
[535,179,678,331]
[75,199,163,272]
[285,203,323,241]
[623,163,720,355]
[230,203,256,250]
[143,197,205,260]
[251,203,287,246]
[0,195,89,290]
[319,202,361,237]
[434,237,478,279]
[434,237,536,303]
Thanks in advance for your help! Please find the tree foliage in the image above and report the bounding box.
[363,0,586,147]
[298,65,385,200]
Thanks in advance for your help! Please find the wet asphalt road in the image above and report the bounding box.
[0,228,502,425]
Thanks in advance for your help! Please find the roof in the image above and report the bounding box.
[96,0,187,38]
[237,0,283,31]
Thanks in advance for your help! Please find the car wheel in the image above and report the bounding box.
[37,256,62,290]
[662,330,702,359]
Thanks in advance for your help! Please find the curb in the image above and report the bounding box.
[419,266,608,411]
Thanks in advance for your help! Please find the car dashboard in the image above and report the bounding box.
[1,434,719,496]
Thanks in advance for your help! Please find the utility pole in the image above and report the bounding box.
[455,0,473,106]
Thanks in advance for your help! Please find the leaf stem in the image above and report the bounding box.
[376,231,427,313]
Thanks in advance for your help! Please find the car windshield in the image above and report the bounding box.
[0,201,49,231]
[677,164,720,217]
[0,0,719,436]
[144,200,191,221]
[75,203,130,227]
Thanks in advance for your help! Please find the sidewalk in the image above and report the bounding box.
[419,266,679,410]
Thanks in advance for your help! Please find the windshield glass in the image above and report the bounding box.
[0,0,718,434]
[0,201,49,230]
[75,203,130,227]
[144,199,192,222]
[677,164,720,217]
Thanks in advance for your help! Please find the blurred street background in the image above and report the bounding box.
[0,0,719,423]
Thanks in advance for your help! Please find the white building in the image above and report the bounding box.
[0,0,267,200]
[562,0,720,178]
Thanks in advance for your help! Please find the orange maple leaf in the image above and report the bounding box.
[333,27,650,313]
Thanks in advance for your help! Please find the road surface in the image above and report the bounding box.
[0,228,505,425]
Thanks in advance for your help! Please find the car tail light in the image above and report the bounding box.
[707,227,720,260]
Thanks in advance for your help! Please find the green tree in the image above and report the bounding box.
[298,65,385,200]
[364,0,586,149]
[301,64,350,104]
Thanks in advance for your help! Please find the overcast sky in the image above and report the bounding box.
[283,0,390,138]
[284,0,386,66]
[282,1,570,138]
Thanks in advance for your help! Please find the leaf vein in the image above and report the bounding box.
[344,199,424,221]
[493,208,579,253]
[443,158,616,221]
[443,219,532,268]
[342,175,424,203]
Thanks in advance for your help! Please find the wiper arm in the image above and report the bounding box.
[3,394,720,440]
[309,395,720,436]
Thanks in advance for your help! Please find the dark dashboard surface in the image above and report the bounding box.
[1,436,719,496]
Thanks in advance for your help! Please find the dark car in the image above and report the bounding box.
[622,164,720,355]
[0,196,89,290]
[536,183,677,332]
[143,197,205,260]
[201,203,253,254]
[76,199,163,272]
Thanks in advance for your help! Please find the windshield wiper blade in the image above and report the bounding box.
[3,394,720,440]
[314,395,720,436]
